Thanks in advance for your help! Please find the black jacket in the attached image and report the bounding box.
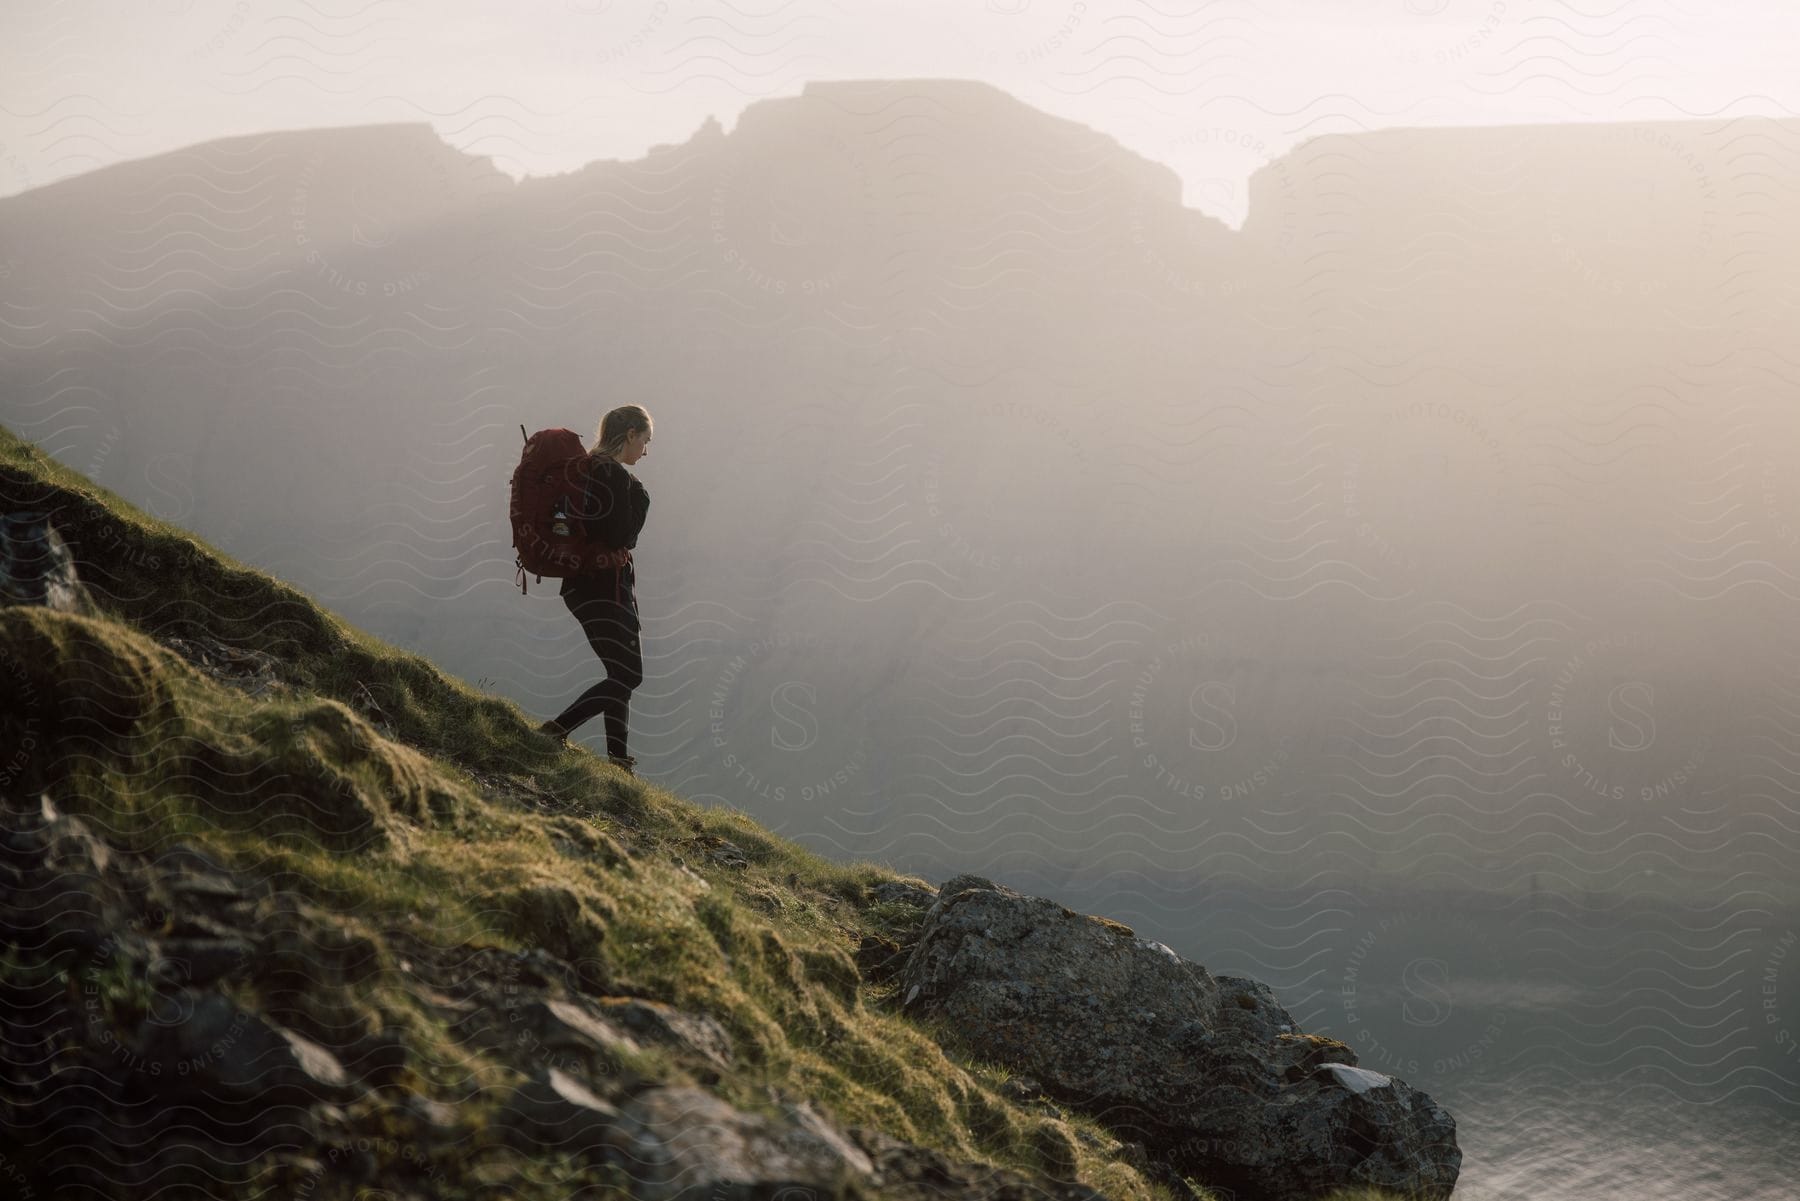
[560,452,649,601]
[576,453,649,550]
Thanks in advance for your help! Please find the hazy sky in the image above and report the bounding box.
[4,0,1799,226]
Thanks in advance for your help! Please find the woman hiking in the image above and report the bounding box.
[536,405,652,774]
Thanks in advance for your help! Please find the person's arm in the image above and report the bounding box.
[576,455,634,549]
[622,474,649,550]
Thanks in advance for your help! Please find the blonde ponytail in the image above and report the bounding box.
[593,404,653,458]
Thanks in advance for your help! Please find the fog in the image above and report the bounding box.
[3,88,1797,919]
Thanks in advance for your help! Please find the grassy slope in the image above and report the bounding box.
[0,426,1411,1201]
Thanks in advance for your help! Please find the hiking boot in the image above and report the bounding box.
[607,753,638,776]
[534,719,569,748]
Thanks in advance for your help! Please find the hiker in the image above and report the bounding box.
[536,405,652,772]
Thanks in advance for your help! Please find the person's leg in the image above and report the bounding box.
[597,616,644,761]
[551,584,643,756]
[593,566,645,762]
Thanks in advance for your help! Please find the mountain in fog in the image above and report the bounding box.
[4,80,1797,910]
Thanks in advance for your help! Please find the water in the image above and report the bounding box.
[1451,1074,1797,1201]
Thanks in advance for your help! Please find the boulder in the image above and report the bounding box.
[607,1084,875,1201]
[0,511,99,614]
[592,996,734,1075]
[139,990,353,1106]
[496,1066,622,1153]
[489,996,646,1088]
[899,874,1460,1201]
[0,796,130,955]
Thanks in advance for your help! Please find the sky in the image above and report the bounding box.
[4,0,1800,227]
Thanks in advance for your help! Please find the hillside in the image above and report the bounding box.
[0,423,1456,1199]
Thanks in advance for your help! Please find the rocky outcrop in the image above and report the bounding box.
[0,794,1128,1199]
[0,510,99,614]
[899,875,1461,1201]
[604,1085,876,1200]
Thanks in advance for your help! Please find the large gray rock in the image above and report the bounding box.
[0,511,98,613]
[591,995,734,1076]
[1,796,125,954]
[900,874,1461,1201]
[132,990,353,1107]
[497,1066,622,1151]
[607,1084,876,1201]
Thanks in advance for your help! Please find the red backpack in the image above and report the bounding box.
[509,426,632,594]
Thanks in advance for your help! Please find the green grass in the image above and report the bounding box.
[0,423,1419,1201]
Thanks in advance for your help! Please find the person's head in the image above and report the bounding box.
[593,404,653,466]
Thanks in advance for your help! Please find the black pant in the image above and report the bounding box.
[552,569,642,759]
